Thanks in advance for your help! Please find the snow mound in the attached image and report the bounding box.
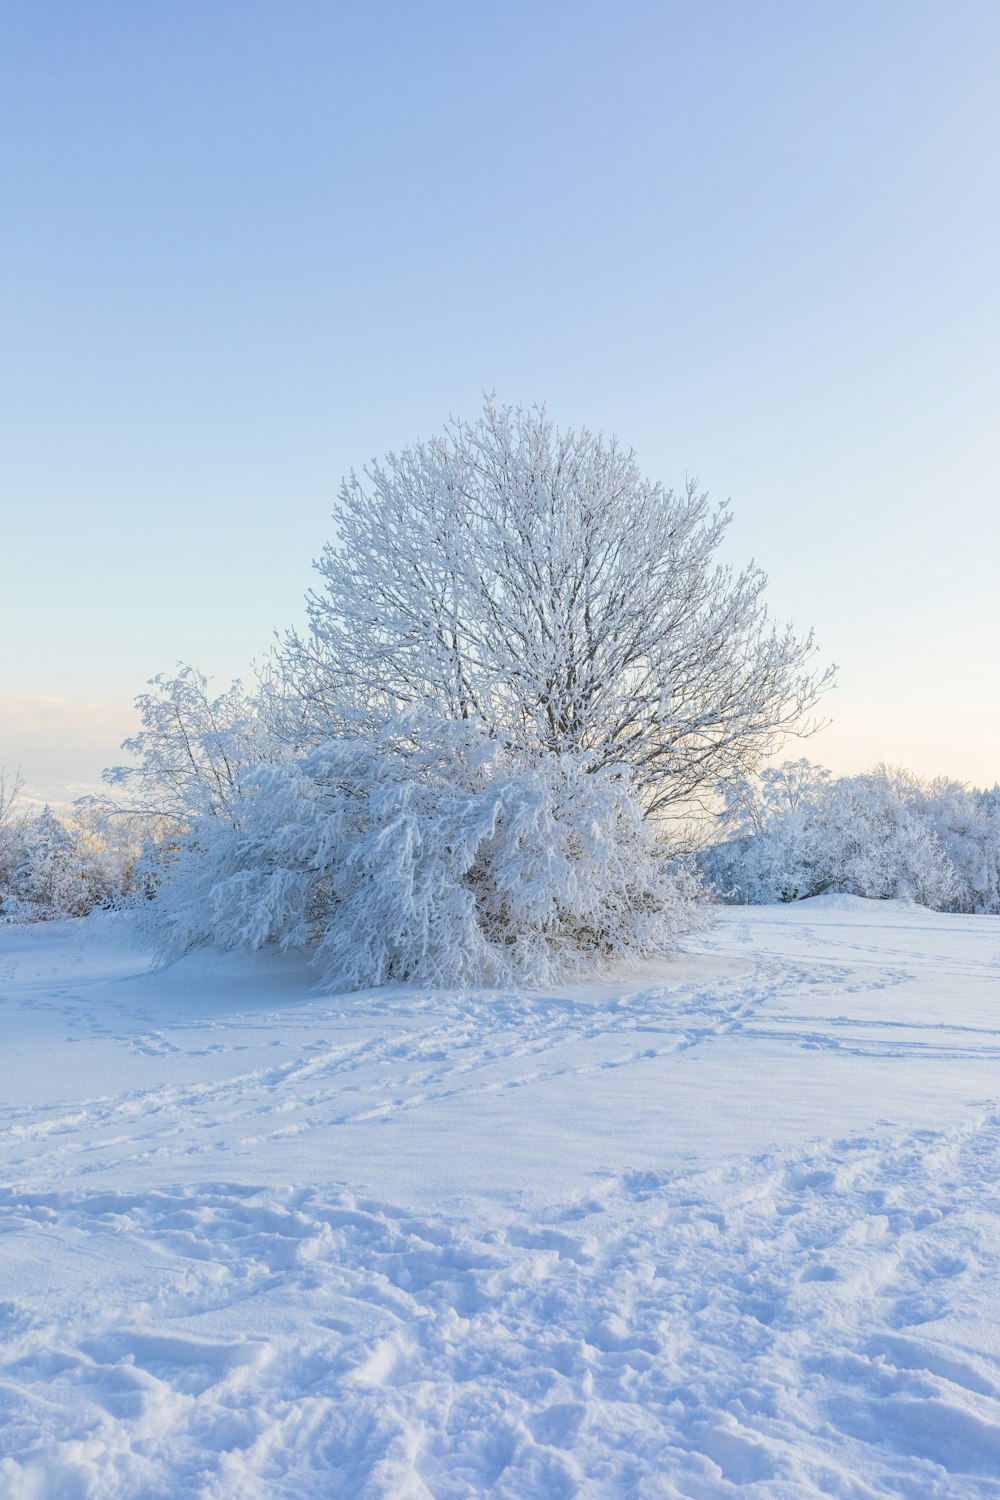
[795,892,919,913]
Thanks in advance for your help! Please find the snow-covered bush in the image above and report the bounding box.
[702,761,1000,912]
[0,802,143,922]
[913,779,1000,915]
[140,716,705,989]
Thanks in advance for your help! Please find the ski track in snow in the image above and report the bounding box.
[1,900,1000,1496]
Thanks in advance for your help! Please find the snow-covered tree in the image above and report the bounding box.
[819,768,956,907]
[12,805,76,910]
[702,761,982,911]
[0,768,25,882]
[916,779,1000,915]
[102,665,276,823]
[119,403,841,983]
[718,758,832,839]
[280,401,832,815]
[0,767,27,915]
[6,804,138,919]
[705,759,833,902]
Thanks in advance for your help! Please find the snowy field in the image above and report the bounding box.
[2,898,1000,1498]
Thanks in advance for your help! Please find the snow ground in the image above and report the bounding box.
[2,898,1000,1497]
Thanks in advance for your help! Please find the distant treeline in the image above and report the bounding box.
[0,770,148,922]
[701,761,1000,914]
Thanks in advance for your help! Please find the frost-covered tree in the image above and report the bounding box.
[6,804,137,920]
[280,401,832,815]
[819,769,956,907]
[915,779,1000,915]
[13,805,76,910]
[119,403,837,983]
[0,767,26,905]
[707,759,833,902]
[718,758,832,839]
[103,665,276,822]
[701,761,986,911]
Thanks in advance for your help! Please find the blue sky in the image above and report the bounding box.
[2,1,998,800]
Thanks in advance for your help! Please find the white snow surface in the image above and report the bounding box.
[2,897,1000,1497]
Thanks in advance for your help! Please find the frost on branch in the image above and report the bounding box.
[140,717,705,990]
[280,400,833,815]
[102,665,275,822]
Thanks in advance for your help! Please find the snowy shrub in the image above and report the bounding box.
[1,803,143,922]
[912,780,1000,915]
[701,761,997,912]
[140,717,705,989]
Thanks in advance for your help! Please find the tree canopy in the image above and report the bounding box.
[282,400,833,814]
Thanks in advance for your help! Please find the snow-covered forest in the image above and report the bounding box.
[0,770,146,923]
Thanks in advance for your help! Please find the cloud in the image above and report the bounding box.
[0,694,136,807]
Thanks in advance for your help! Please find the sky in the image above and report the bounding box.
[1,0,998,803]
